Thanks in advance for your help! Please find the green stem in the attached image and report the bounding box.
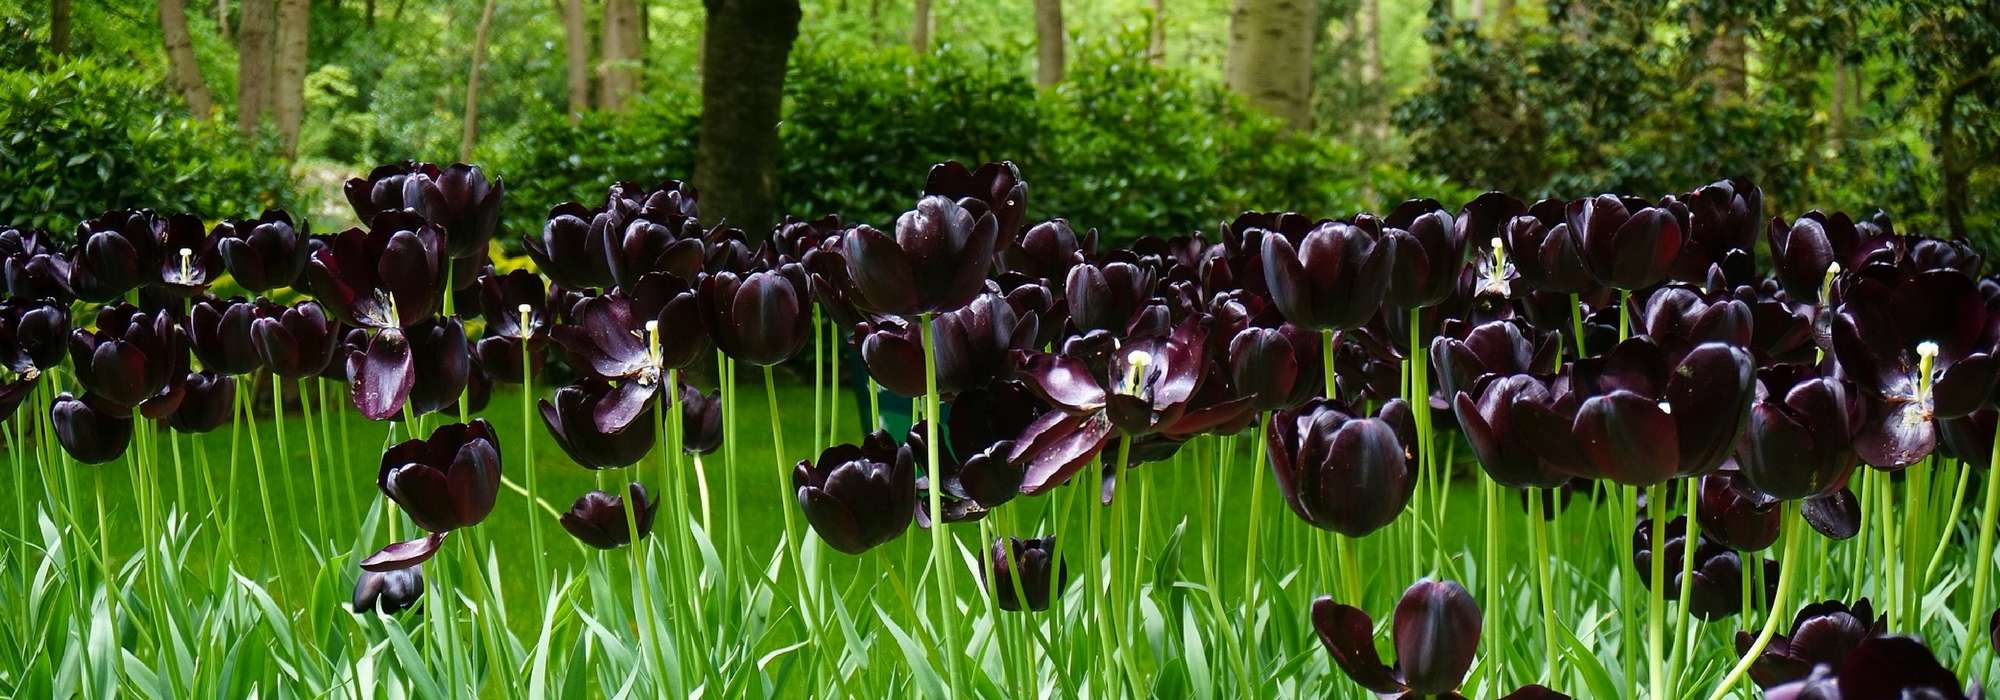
[242,378,283,589]
[1241,412,1269,680]
[299,376,328,544]
[1529,487,1558,686]
[1708,501,1803,700]
[1924,460,1972,588]
[1568,292,1587,358]
[1647,483,1666,699]
[1668,479,1700,697]
[520,347,549,600]
[1321,329,1338,400]
[915,313,964,692]
[1956,435,2000,676]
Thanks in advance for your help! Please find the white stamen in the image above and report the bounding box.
[1658,401,1673,415]
[517,304,532,315]
[178,247,193,259]
[1917,341,1940,359]
[1126,350,1151,367]
[645,320,661,334]
[1489,237,1503,253]
[1826,262,1842,275]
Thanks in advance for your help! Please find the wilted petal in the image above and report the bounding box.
[360,532,448,572]
[1310,596,1403,694]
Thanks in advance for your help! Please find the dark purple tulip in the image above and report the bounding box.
[0,297,69,373]
[1837,637,1972,700]
[1456,192,1528,253]
[1503,199,1595,294]
[1064,257,1155,334]
[70,209,166,302]
[1737,598,1883,690]
[353,566,424,615]
[606,214,703,289]
[527,202,618,289]
[1801,487,1863,540]
[1312,579,1480,697]
[344,160,437,222]
[842,196,1000,317]
[472,269,557,382]
[860,291,1036,399]
[250,301,342,379]
[1739,364,1859,499]
[214,210,310,292]
[1768,211,1858,303]
[795,429,918,555]
[1261,219,1395,331]
[304,211,447,330]
[149,213,220,297]
[1638,284,1752,362]
[1570,194,1686,290]
[1673,178,1761,284]
[1430,319,1560,406]
[51,393,132,464]
[560,483,659,550]
[403,317,471,417]
[1698,469,1781,551]
[1,226,73,300]
[999,219,1094,283]
[1381,198,1463,309]
[187,296,262,375]
[164,371,234,433]
[554,275,707,431]
[701,226,756,274]
[607,179,700,224]
[1633,516,1775,620]
[1940,407,1996,469]
[1269,398,1415,537]
[362,420,502,571]
[925,160,1028,247]
[0,374,33,423]
[986,535,1065,612]
[909,411,1026,524]
[680,384,722,455]
[1832,270,1999,468]
[771,214,841,263]
[401,163,504,259]
[1228,323,1323,412]
[68,304,185,413]
[540,378,658,469]
[697,265,812,366]
[1730,279,1818,365]
[1455,374,1573,488]
[1557,337,1755,485]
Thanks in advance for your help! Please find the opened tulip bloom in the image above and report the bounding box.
[560,483,659,550]
[554,273,707,431]
[540,378,658,469]
[473,268,556,382]
[1,226,72,300]
[362,420,503,571]
[305,210,448,331]
[215,209,310,292]
[1261,218,1394,331]
[841,195,1000,316]
[1313,579,1562,699]
[795,429,918,555]
[1830,269,1999,468]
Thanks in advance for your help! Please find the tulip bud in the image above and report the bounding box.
[353,566,424,615]
[559,483,659,550]
[986,536,1066,612]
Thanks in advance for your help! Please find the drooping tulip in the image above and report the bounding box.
[250,300,342,379]
[1831,270,1999,468]
[554,274,708,431]
[527,202,619,289]
[70,209,166,302]
[0,226,73,301]
[1737,598,1884,690]
[304,210,448,330]
[841,196,1000,317]
[165,371,235,433]
[560,483,659,550]
[794,429,918,555]
[362,420,502,571]
[187,296,262,375]
[697,265,812,367]
[1261,218,1394,331]
[1698,469,1781,551]
[1268,398,1416,537]
[401,163,504,259]
[1570,194,1686,291]
[1311,579,1480,697]
[540,378,658,470]
[68,303,185,415]
[51,393,132,464]
[0,297,70,374]
[859,290,1036,399]
[215,209,311,292]
[353,567,424,615]
[925,160,1028,247]
[1633,516,1776,620]
[1381,198,1463,309]
[1738,364,1858,499]
[986,535,1065,612]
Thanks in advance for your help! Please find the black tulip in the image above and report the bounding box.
[215,209,311,292]
[794,430,918,555]
[165,371,234,433]
[52,393,132,464]
[540,378,658,470]
[402,163,505,259]
[353,566,424,615]
[560,483,659,550]
[986,535,1065,612]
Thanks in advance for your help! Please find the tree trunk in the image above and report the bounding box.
[236,0,276,136]
[1034,0,1064,87]
[1939,90,1964,238]
[462,0,499,160]
[599,0,642,111]
[1360,0,1384,138]
[696,0,801,232]
[1468,0,1483,27]
[1706,24,1747,103]
[50,0,71,54]
[1224,0,1316,129]
[216,0,232,42]
[1829,59,1848,153]
[273,0,308,157]
[1148,0,1165,65]
[562,0,590,123]
[1494,0,1512,33]
[159,0,215,118]
[365,0,375,29]
[911,0,930,54]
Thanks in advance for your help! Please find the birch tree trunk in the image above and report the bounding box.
[462,0,499,160]
[599,0,642,111]
[1034,0,1065,87]
[563,0,591,122]
[273,0,309,157]
[911,0,930,54]
[1224,0,1316,129]
[1360,0,1384,138]
[237,0,276,136]
[159,0,216,118]
[1148,0,1166,65]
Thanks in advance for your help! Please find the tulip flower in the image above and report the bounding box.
[146,213,220,297]
[1430,319,1560,406]
[986,535,1065,611]
[860,290,1037,399]
[70,209,167,302]
[1455,373,1574,488]
[680,384,723,454]
[1728,279,1818,364]
[1941,407,1996,469]
[305,211,448,332]
[1832,270,1999,468]
[555,274,707,431]
[1228,322,1324,412]
[344,160,436,221]
[1633,516,1775,620]
[164,371,235,433]
[1381,198,1463,309]
[214,209,311,292]
[69,303,186,415]
[401,163,504,259]
[560,482,659,550]
[606,213,703,290]
[1791,637,1973,699]
[1767,211,1859,304]
[1064,256,1156,334]
[1523,337,1754,485]
[397,317,470,417]
[771,214,841,264]
[1738,364,1858,499]
[473,269,556,382]
[1268,397,1415,536]
[701,225,756,274]
[1673,178,1761,284]
[1570,194,1686,290]
[353,567,424,615]
[250,300,342,379]
[1261,218,1394,331]
[840,196,1000,317]
[697,265,812,366]
[909,408,1028,524]
[1311,579,1480,697]
[608,179,700,224]
[527,202,619,289]
[51,392,132,464]
[362,420,502,571]
[0,297,69,374]
[1499,199,1594,295]
[925,160,1027,246]
[1737,598,1883,690]
[1,226,73,300]
[1638,284,1752,362]
[1699,469,1781,551]
[794,429,918,555]
[999,218,1094,284]
[187,296,262,375]
[540,378,658,469]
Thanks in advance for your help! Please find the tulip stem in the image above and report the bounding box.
[1707,500,1802,700]
[1568,292,1587,358]
[1646,482,1666,699]
[1956,436,2000,677]
[1320,329,1338,401]
[1924,459,1972,589]
[1667,480,1699,698]
[1242,412,1270,682]
[520,339,548,600]
[270,375,302,545]
[1528,487,1559,686]
[915,313,965,693]
[1618,289,1631,341]
[241,377,282,591]
[1903,458,1928,629]
[298,377,329,545]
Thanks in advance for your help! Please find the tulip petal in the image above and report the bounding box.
[591,379,658,434]
[1393,579,1481,696]
[351,329,416,420]
[1012,412,1113,494]
[1310,596,1403,694]
[1575,391,1680,486]
[1665,343,1755,476]
[1016,351,1107,412]
[1801,489,1861,540]
[1855,398,1935,469]
[360,532,447,572]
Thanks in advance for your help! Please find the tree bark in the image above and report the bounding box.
[50,0,71,54]
[1829,59,1848,152]
[1494,0,1512,33]
[216,0,232,42]
[1034,0,1065,86]
[1224,0,1316,129]
[273,0,308,157]
[462,0,499,160]
[1706,24,1747,103]
[911,0,930,54]
[159,0,216,118]
[599,0,642,111]
[236,0,276,136]
[365,0,375,29]
[1148,0,1165,65]
[1360,0,1383,138]
[562,0,591,123]
[696,0,801,232]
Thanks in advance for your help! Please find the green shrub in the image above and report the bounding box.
[0,57,299,234]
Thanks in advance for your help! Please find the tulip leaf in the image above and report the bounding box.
[121,650,171,700]
[375,612,447,700]
[1182,604,1214,700]
[1551,612,1618,700]
[873,603,948,700]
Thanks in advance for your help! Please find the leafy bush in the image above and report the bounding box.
[0,58,299,234]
